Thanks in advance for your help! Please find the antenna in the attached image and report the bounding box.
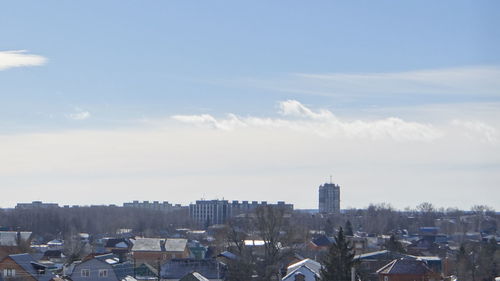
[329,175,333,184]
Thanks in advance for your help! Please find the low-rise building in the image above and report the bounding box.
[376,258,440,281]
[132,238,189,265]
[15,201,59,209]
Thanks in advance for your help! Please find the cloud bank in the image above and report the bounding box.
[0,50,47,71]
[173,100,498,143]
[0,100,498,209]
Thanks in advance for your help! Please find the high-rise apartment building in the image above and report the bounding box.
[318,182,340,214]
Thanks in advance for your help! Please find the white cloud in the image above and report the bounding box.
[0,50,47,71]
[68,110,91,120]
[173,100,442,142]
[452,120,498,144]
[172,113,246,130]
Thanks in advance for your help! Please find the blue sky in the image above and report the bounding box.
[1,1,499,209]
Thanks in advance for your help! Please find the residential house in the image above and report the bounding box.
[41,250,65,264]
[376,258,441,281]
[70,254,134,281]
[307,235,334,251]
[0,253,56,281]
[70,255,118,281]
[132,238,189,265]
[354,250,442,281]
[282,259,321,281]
[105,238,133,261]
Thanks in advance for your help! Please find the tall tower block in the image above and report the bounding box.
[318,182,340,214]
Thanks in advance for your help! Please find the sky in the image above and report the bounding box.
[0,1,499,210]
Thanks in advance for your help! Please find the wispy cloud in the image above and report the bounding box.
[234,66,500,100]
[173,100,443,142]
[67,109,91,120]
[0,50,47,71]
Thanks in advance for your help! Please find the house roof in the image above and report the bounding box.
[132,238,187,252]
[311,235,334,247]
[42,250,65,260]
[105,238,131,248]
[46,239,63,246]
[113,261,134,280]
[165,239,188,252]
[217,251,237,260]
[135,262,159,276]
[133,238,162,251]
[161,259,225,279]
[287,259,322,276]
[8,253,55,281]
[377,258,433,275]
[283,265,320,281]
[179,272,211,281]
[354,250,390,260]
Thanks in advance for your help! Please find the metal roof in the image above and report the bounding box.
[8,253,55,281]
[132,238,187,252]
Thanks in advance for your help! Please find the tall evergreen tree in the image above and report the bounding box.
[344,220,354,236]
[320,227,357,281]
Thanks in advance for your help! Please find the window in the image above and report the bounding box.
[81,269,90,277]
[99,269,108,278]
[3,269,16,277]
[384,276,389,281]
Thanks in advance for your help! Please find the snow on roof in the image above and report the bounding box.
[165,238,188,252]
[287,259,322,275]
[244,240,265,246]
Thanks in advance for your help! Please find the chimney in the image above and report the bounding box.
[16,231,22,246]
[160,239,166,251]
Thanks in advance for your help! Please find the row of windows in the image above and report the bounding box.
[81,269,108,277]
[3,269,15,277]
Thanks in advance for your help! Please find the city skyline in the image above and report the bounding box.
[1,1,499,210]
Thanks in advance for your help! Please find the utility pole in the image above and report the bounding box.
[133,257,136,278]
[470,251,476,281]
[157,259,161,281]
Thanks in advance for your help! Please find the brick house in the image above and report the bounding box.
[0,253,56,281]
[132,238,189,266]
